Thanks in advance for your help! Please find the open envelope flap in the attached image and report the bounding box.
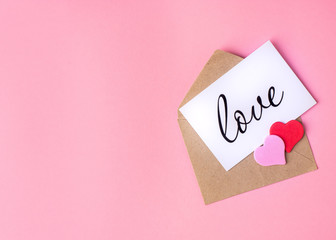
[178,50,242,120]
[177,50,317,204]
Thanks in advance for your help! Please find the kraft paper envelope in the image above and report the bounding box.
[178,50,317,205]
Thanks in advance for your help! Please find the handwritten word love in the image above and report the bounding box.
[217,86,284,143]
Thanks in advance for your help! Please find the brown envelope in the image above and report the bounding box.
[177,50,317,205]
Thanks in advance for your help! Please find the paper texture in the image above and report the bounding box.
[178,49,317,204]
[179,41,316,170]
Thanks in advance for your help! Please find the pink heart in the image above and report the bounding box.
[254,135,286,166]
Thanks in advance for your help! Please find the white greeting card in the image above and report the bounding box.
[179,41,316,171]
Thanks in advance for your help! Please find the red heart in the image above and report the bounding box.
[270,120,304,153]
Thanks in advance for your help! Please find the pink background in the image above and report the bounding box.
[0,0,335,239]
